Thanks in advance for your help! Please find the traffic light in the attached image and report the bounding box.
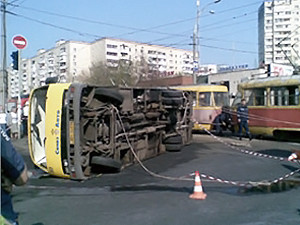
[11,51,19,70]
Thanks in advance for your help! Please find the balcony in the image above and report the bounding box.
[59,55,67,62]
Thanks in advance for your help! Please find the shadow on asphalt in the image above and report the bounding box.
[110,185,192,193]
[257,149,293,158]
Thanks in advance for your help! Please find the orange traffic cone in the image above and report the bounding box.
[189,171,207,200]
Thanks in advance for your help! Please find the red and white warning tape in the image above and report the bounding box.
[202,126,300,163]
[114,106,300,187]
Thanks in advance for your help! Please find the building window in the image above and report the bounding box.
[107,52,118,56]
[107,44,117,49]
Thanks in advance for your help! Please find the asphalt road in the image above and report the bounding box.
[11,134,300,225]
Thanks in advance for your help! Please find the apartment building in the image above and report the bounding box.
[8,38,194,98]
[91,38,194,76]
[258,0,300,67]
[8,40,91,98]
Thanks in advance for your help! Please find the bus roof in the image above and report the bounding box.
[239,75,300,89]
[173,84,228,92]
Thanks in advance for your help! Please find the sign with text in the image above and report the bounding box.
[268,63,294,77]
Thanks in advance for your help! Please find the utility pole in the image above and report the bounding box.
[1,0,7,112]
[193,0,200,85]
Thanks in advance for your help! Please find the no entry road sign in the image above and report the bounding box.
[12,35,27,50]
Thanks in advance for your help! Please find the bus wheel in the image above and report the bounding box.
[94,88,124,106]
[162,97,183,106]
[162,90,183,98]
[163,135,183,144]
[91,156,122,173]
[165,144,182,152]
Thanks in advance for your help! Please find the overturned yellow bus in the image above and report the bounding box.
[28,83,193,180]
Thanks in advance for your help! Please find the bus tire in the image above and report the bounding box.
[162,90,183,98]
[95,88,124,106]
[91,156,122,171]
[162,97,183,106]
[165,144,182,152]
[163,135,183,144]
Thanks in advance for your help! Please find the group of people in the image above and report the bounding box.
[0,101,29,140]
[214,98,252,141]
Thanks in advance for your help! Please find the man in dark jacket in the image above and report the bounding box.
[237,99,252,140]
[1,127,28,225]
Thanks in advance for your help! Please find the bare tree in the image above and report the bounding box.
[78,61,136,86]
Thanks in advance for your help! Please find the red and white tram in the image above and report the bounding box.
[232,75,300,141]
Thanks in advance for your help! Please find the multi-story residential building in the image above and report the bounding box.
[9,40,91,98]
[258,0,300,68]
[8,38,193,98]
[91,38,193,77]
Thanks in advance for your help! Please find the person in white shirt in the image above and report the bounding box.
[0,106,7,130]
[7,107,18,139]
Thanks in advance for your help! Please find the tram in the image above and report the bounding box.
[232,75,300,140]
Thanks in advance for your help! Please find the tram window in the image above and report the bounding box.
[296,88,299,105]
[252,88,266,106]
[198,92,211,106]
[244,90,254,106]
[270,86,298,106]
[214,92,229,106]
[232,92,242,106]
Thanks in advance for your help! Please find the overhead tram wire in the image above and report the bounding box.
[3,0,263,39]
[7,9,257,55]
[200,10,258,30]
[200,44,257,54]
[3,0,196,38]
[5,1,262,56]
[6,11,102,39]
[115,1,264,38]
[201,18,257,33]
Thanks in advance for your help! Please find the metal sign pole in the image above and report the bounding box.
[17,49,22,139]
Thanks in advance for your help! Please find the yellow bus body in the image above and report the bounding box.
[174,85,229,130]
[28,83,71,178]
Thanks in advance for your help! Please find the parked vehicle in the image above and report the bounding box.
[174,84,230,131]
[232,75,300,141]
[28,83,193,180]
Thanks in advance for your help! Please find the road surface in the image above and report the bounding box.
[11,134,300,225]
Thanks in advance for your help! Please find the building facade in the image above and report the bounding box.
[258,0,300,67]
[8,38,194,98]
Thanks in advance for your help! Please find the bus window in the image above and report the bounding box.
[214,92,229,106]
[191,92,197,107]
[198,92,211,106]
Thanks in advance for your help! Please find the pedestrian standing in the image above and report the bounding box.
[237,98,252,141]
[1,126,28,225]
[7,107,18,140]
[0,106,7,131]
[22,101,29,136]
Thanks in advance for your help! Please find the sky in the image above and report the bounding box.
[5,0,264,69]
